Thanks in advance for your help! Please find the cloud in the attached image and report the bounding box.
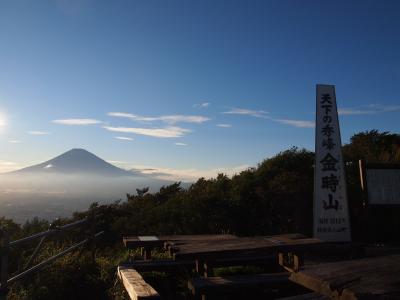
[222,108,269,118]
[108,112,209,124]
[274,119,315,128]
[0,160,20,173]
[8,140,21,143]
[115,136,134,141]
[194,102,210,108]
[28,131,50,135]
[53,119,101,125]
[121,163,251,182]
[338,108,375,115]
[103,126,190,138]
[338,104,400,115]
[108,112,136,118]
[107,160,129,164]
[222,107,313,129]
[175,142,187,146]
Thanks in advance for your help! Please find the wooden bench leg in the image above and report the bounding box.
[141,247,152,260]
[144,247,152,260]
[196,260,204,275]
[203,261,214,278]
[195,260,214,277]
[279,252,303,272]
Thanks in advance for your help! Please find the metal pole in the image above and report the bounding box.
[23,236,46,271]
[6,231,104,286]
[0,230,10,300]
[9,218,87,248]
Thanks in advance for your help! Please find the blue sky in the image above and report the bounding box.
[0,0,399,180]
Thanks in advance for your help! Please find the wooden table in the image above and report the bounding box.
[120,234,325,299]
[172,236,323,261]
[123,234,238,260]
[288,254,400,299]
[123,234,237,248]
[170,234,323,277]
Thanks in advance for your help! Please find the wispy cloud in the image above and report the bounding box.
[274,119,315,128]
[107,160,129,165]
[107,112,136,118]
[28,131,50,135]
[8,140,21,143]
[338,108,376,115]
[103,126,190,138]
[222,108,269,118]
[0,160,20,173]
[338,104,400,115]
[115,136,134,141]
[114,162,251,182]
[175,142,187,146]
[53,119,101,125]
[108,112,209,124]
[194,102,210,108]
[222,107,313,129]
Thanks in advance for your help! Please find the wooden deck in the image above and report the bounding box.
[289,254,400,299]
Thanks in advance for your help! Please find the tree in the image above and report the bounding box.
[343,130,400,163]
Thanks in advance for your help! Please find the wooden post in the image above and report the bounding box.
[278,252,303,272]
[143,248,152,260]
[0,230,9,300]
[358,159,368,207]
[293,254,303,272]
[195,260,204,275]
[203,261,213,278]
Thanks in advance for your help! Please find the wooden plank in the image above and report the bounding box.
[120,260,196,272]
[278,292,330,300]
[173,237,323,261]
[264,233,308,242]
[123,237,165,249]
[118,266,161,300]
[161,234,237,242]
[124,234,237,249]
[289,254,400,300]
[164,234,238,251]
[188,272,290,295]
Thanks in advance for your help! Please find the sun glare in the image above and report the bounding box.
[0,111,7,133]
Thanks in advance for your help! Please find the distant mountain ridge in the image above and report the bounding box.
[11,148,133,177]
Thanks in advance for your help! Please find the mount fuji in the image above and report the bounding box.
[0,149,172,222]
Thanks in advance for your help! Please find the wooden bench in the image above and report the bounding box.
[118,266,161,300]
[288,254,400,299]
[188,272,290,298]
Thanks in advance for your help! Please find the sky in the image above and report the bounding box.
[0,0,399,181]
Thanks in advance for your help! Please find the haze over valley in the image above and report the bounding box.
[0,148,172,222]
